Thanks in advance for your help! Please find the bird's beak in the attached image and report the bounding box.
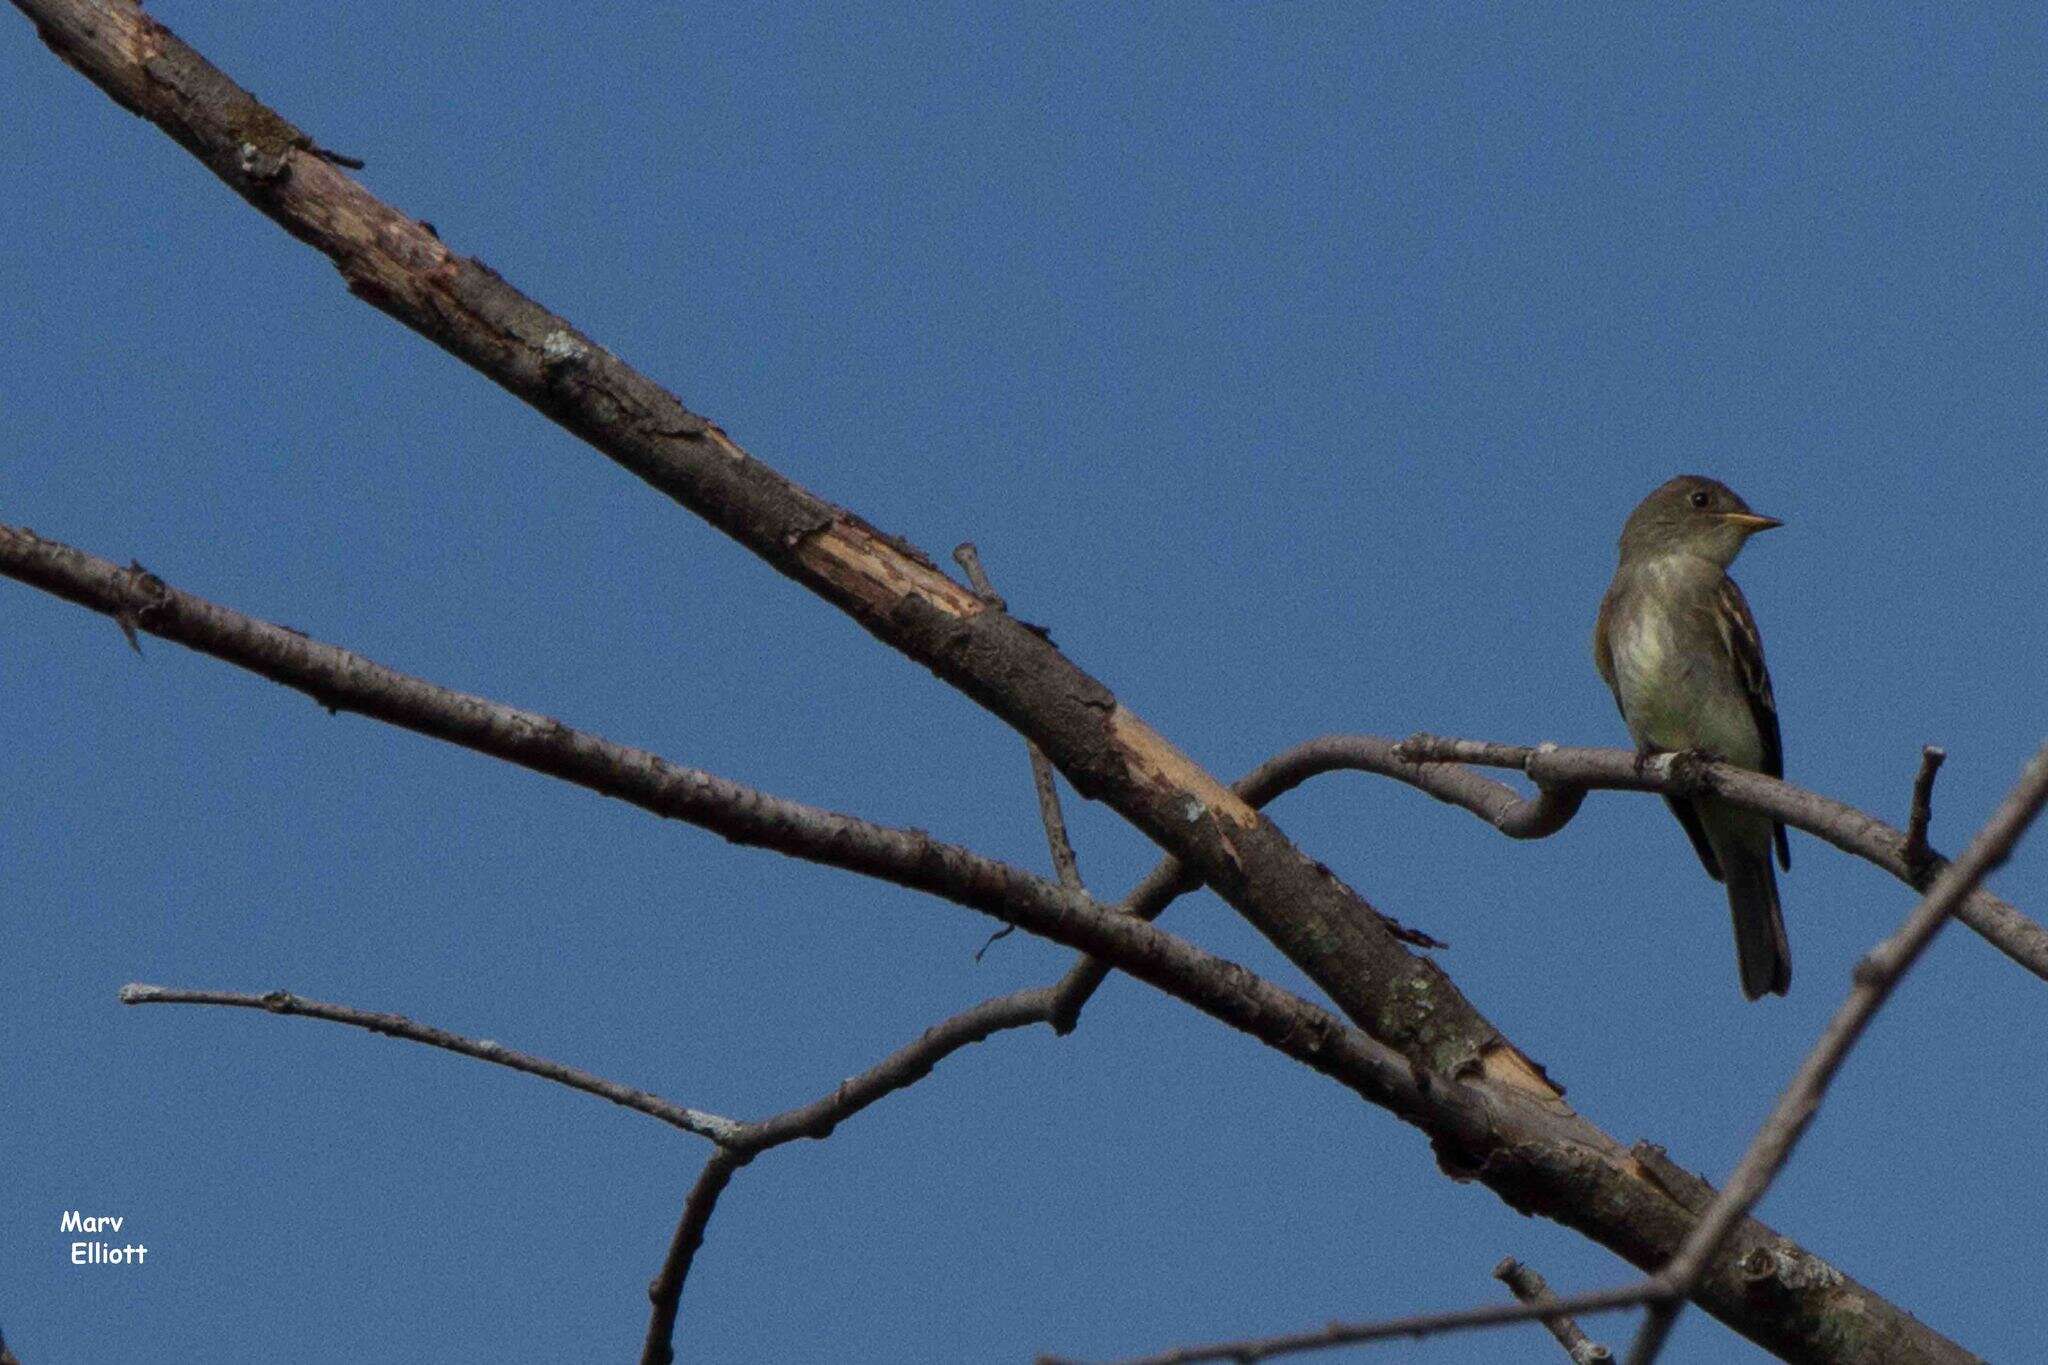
[1721,512,1783,534]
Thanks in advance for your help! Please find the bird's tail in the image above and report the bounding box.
[1724,848,1791,999]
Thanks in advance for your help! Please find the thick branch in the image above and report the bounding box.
[1042,734,1562,1032]
[8,0,1517,1091]
[0,524,1454,1126]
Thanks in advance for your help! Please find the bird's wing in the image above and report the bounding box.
[1718,574,1791,870]
[1592,585,1620,699]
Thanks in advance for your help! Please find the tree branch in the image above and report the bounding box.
[640,1148,743,1365]
[117,983,749,1143]
[1042,734,1582,1032]
[0,522,1995,1360]
[124,972,1060,1365]
[89,728,1593,1361]
[1903,745,1947,879]
[1048,1281,1658,1365]
[4,8,2014,1357]
[8,0,1523,1091]
[950,544,1083,888]
[639,987,1059,1357]
[1043,733,2048,1037]
[1392,734,2048,983]
[1495,1258,1615,1365]
[0,524,1207,994]
[1622,741,2048,1364]
[954,541,1083,960]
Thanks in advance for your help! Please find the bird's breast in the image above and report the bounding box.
[1606,562,1762,765]
[1610,602,1696,750]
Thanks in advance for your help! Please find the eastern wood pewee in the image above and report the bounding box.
[1593,474,1792,999]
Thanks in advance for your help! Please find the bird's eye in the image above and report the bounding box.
[1688,489,1710,509]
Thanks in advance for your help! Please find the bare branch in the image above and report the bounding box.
[118,983,749,1144]
[0,525,1467,1348]
[954,542,1082,966]
[1044,1281,1659,1365]
[117,966,1059,1363]
[1495,1258,1615,1364]
[10,0,1518,1096]
[640,987,1059,1351]
[4,11,2011,1357]
[626,729,1580,1351]
[735,987,1059,1151]
[1045,733,1535,1033]
[0,526,1219,1004]
[1903,745,1947,878]
[640,1148,744,1365]
[1392,734,2048,984]
[0,524,1997,1356]
[1029,733,1084,886]
[1622,741,2048,1364]
[1044,733,2048,1038]
[124,965,1063,1363]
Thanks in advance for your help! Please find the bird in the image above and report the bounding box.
[1592,474,1792,999]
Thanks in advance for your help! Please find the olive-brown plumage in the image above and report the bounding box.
[1593,475,1791,999]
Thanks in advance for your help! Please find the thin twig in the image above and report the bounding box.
[118,984,748,1144]
[638,987,1060,1352]
[125,969,1062,1363]
[732,987,1059,1150]
[639,1148,745,1365]
[1495,1258,1615,1364]
[954,542,1085,966]
[1903,745,1947,879]
[972,921,1018,959]
[123,970,1064,1362]
[1621,741,2048,1365]
[1041,1281,1660,1365]
[1028,747,1084,889]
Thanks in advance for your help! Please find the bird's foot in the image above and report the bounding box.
[1634,746,1722,788]
[1662,747,1726,793]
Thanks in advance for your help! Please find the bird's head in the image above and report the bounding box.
[1619,474,1782,568]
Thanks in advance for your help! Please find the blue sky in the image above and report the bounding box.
[4,4,2044,1362]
